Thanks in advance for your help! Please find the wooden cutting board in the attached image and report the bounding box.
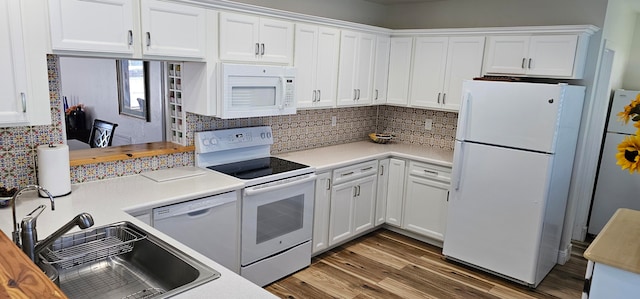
[0,230,66,298]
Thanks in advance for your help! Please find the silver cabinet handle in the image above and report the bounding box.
[128,30,133,46]
[380,165,384,176]
[375,89,379,100]
[528,58,532,69]
[317,90,321,102]
[361,166,373,172]
[353,89,357,101]
[313,90,317,102]
[437,92,441,104]
[260,43,265,55]
[20,92,26,113]
[255,43,260,55]
[342,171,354,177]
[146,32,151,47]
[521,58,526,69]
[442,93,446,105]
[327,178,331,190]
[353,186,358,197]
[356,89,361,100]
[357,185,361,196]
[424,169,439,176]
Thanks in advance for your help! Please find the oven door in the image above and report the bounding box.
[241,174,316,266]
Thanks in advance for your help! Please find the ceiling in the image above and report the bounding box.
[362,0,443,4]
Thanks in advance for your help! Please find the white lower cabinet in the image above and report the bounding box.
[382,158,407,227]
[312,172,332,254]
[328,160,378,246]
[402,161,451,241]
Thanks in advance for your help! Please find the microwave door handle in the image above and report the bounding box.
[280,76,286,109]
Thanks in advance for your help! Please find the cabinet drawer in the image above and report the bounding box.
[408,161,451,183]
[332,160,378,185]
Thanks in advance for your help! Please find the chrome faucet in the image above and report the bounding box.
[9,184,95,262]
[11,185,55,246]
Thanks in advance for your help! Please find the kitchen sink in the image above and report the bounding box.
[37,222,220,299]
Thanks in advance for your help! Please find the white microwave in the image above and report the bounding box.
[219,63,296,119]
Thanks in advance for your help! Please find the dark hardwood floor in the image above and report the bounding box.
[265,229,587,299]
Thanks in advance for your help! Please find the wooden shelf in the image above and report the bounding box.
[69,141,194,166]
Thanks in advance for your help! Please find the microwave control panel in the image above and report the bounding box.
[283,78,295,108]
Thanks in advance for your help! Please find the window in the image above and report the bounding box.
[117,60,150,120]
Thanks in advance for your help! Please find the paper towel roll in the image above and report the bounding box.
[37,144,71,197]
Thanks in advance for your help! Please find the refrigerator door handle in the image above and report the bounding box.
[452,142,465,191]
[456,92,472,141]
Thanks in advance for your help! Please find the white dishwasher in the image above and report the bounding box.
[153,191,239,273]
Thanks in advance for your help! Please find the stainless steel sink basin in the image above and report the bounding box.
[38,222,220,299]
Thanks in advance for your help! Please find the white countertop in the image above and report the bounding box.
[0,168,277,299]
[0,141,452,298]
[276,141,453,171]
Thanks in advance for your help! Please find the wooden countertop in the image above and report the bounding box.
[584,208,640,274]
[0,229,66,298]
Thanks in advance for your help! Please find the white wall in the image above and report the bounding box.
[59,57,164,147]
[623,14,640,90]
[602,0,638,90]
[382,0,608,29]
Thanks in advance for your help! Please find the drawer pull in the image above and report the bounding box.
[341,171,354,176]
[361,166,373,172]
[423,170,438,176]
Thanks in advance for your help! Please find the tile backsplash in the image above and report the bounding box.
[0,55,457,187]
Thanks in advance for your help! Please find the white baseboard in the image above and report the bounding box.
[557,243,573,265]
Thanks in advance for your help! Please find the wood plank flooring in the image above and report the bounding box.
[265,229,587,299]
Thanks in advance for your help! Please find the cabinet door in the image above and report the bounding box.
[0,0,28,124]
[527,35,578,77]
[336,30,359,106]
[386,37,413,106]
[258,17,294,64]
[293,24,318,108]
[484,35,529,75]
[372,35,390,105]
[139,0,206,58]
[375,159,390,226]
[409,37,448,109]
[219,12,260,62]
[353,175,377,234]
[312,172,332,254]
[354,33,376,105]
[385,159,406,227]
[442,36,485,111]
[329,181,355,246]
[403,175,449,241]
[49,0,134,54]
[314,26,340,108]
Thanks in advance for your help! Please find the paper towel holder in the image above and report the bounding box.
[36,143,72,198]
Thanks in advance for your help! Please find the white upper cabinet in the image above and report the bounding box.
[1,0,28,125]
[49,0,135,54]
[48,0,207,59]
[1,0,50,127]
[386,37,413,106]
[139,0,206,58]
[372,35,391,105]
[337,30,376,106]
[484,34,582,78]
[219,11,293,64]
[294,24,340,108]
[410,36,485,111]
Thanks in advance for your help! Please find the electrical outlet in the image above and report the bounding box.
[331,116,337,127]
[424,119,433,130]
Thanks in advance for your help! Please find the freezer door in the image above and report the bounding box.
[457,80,563,153]
[445,141,553,285]
[589,132,640,234]
[607,90,640,135]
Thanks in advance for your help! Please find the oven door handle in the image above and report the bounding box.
[243,174,317,196]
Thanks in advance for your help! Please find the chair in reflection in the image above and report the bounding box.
[88,119,118,148]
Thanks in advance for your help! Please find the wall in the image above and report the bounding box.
[623,14,640,90]
[601,0,638,90]
[59,57,164,146]
[382,0,608,29]
[225,0,387,27]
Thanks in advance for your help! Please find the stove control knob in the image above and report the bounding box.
[267,132,272,138]
[261,132,266,139]
[202,138,210,146]
[210,138,218,145]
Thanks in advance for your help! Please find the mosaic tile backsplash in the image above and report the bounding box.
[0,55,457,187]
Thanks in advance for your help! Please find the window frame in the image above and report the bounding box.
[116,59,150,121]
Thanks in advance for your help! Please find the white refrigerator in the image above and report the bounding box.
[589,89,640,235]
[443,80,585,287]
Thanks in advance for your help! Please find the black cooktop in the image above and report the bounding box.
[207,157,309,180]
